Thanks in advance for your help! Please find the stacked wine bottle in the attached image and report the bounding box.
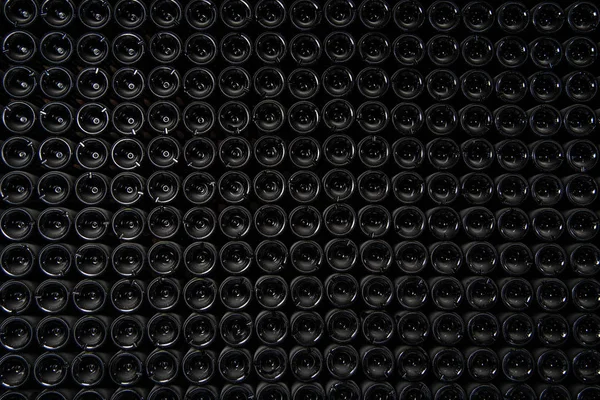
[1,0,600,399]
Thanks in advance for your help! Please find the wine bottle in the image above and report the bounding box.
[360,346,395,381]
[74,389,112,400]
[532,243,567,276]
[3,0,38,27]
[71,351,108,387]
[256,310,289,345]
[180,349,215,385]
[146,348,181,384]
[468,384,502,400]
[0,364,31,393]
[394,241,428,273]
[114,0,147,29]
[110,314,146,350]
[499,347,535,382]
[462,1,494,31]
[464,276,498,310]
[497,2,529,32]
[33,352,70,387]
[324,0,355,27]
[221,385,253,400]
[3,66,37,99]
[220,276,253,310]
[530,37,563,69]
[290,311,324,346]
[150,0,182,27]
[427,206,461,240]
[220,241,253,275]
[0,315,35,351]
[182,277,216,313]
[149,32,182,64]
[466,347,500,382]
[428,0,459,31]
[430,241,463,274]
[73,314,108,351]
[36,315,72,350]
[289,347,323,381]
[147,278,181,312]
[325,308,359,343]
[568,243,600,277]
[254,346,288,381]
[248,243,279,276]
[461,35,494,66]
[183,242,217,276]
[361,311,394,345]
[79,0,112,28]
[2,31,37,64]
[290,241,323,273]
[322,169,355,201]
[567,1,600,31]
[396,276,428,310]
[361,275,393,309]
[255,0,285,28]
[108,351,144,386]
[395,346,429,381]
[183,312,217,348]
[358,32,391,63]
[185,33,218,65]
[40,32,74,64]
[565,139,598,172]
[430,277,463,310]
[3,101,37,134]
[147,313,182,348]
[460,105,494,137]
[220,32,253,64]
[112,68,145,101]
[39,243,74,277]
[218,347,252,383]
[75,207,112,241]
[563,174,599,206]
[393,0,424,31]
[255,275,288,309]
[76,33,109,65]
[465,312,499,346]
[112,33,145,64]
[34,279,73,314]
[433,384,466,400]
[73,280,109,313]
[463,241,498,275]
[0,172,36,206]
[499,243,533,276]
[501,313,536,346]
[109,278,145,313]
[500,277,533,310]
[323,203,356,237]
[40,0,75,27]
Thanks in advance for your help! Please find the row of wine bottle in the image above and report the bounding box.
[1,274,598,314]
[2,134,600,173]
[2,238,598,278]
[5,66,599,105]
[4,0,600,33]
[2,203,600,243]
[3,309,600,351]
[4,28,600,68]
[1,345,600,388]
[1,169,598,208]
[2,383,600,400]
[3,99,600,137]
[4,100,600,138]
